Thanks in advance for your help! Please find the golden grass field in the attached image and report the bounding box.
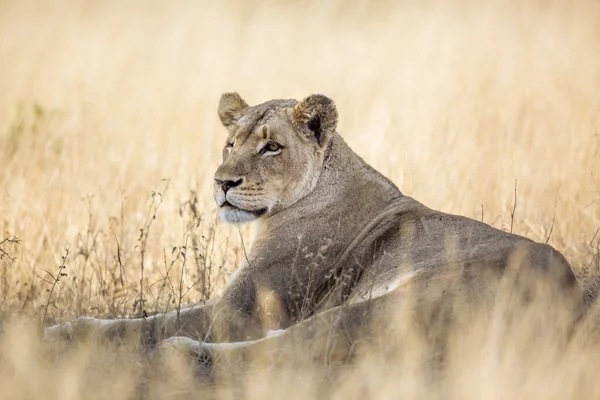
[1,0,600,398]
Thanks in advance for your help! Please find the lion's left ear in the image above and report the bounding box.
[291,94,338,147]
[218,92,249,130]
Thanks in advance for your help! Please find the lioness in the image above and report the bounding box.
[47,93,584,368]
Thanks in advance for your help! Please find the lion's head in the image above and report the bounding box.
[214,93,338,223]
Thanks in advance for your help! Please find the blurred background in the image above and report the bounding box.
[1,1,600,398]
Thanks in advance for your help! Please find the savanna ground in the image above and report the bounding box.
[0,0,599,398]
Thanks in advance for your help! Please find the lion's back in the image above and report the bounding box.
[350,197,583,317]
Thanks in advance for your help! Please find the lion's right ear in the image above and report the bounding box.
[218,92,249,130]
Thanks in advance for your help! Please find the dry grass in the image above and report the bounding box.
[1,0,600,398]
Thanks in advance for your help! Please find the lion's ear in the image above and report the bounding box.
[291,94,338,147]
[218,92,249,130]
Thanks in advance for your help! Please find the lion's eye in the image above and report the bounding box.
[225,141,234,153]
[261,141,282,155]
[266,141,281,152]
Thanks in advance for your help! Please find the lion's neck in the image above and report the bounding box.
[244,133,405,318]
[250,132,403,264]
[319,133,402,198]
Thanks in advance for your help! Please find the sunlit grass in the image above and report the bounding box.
[0,0,599,398]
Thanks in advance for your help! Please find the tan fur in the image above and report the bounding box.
[46,93,585,371]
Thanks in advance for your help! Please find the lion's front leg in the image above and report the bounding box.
[156,295,391,374]
[45,301,218,346]
[157,331,285,379]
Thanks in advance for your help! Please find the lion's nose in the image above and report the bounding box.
[215,178,243,194]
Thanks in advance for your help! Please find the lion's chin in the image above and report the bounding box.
[219,204,267,224]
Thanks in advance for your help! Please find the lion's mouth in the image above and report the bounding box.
[221,201,267,217]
